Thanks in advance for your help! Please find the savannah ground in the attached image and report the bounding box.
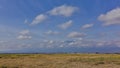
[0,54,120,68]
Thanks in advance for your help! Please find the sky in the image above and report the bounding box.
[0,0,120,53]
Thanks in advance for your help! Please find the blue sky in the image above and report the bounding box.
[0,0,120,53]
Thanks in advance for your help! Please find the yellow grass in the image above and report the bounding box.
[0,54,120,68]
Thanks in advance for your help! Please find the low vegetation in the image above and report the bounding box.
[0,54,120,68]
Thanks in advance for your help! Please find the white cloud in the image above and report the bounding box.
[1,39,120,51]
[17,35,32,40]
[42,40,56,48]
[45,30,59,35]
[29,5,78,26]
[48,40,54,44]
[81,24,93,29]
[17,30,32,40]
[0,40,34,51]
[96,40,120,47]
[20,30,30,35]
[24,19,28,24]
[58,20,73,29]
[0,41,6,43]
[98,7,120,26]
[48,5,78,17]
[31,14,47,25]
[68,32,86,38]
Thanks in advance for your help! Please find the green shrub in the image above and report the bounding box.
[0,66,7,68]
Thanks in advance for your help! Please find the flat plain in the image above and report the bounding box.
[0,54,120,68]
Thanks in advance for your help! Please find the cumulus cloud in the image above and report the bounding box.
[1,39,120,51]
[68,32,86,38]
[98,7,120,26]
[81,24,93,29]
[62,39,120,47]
[95,40,120,47]
[29,5,78,26]
[31,14,47,25]
[45,30,59,35]
[19,30,30,35]
[17,30,32,40]
[48,5,78,17]
[0,40,34,51]
[41,40,57,48]
[58,20,73,29]
[17,35,32,40]
[47,40,54,44]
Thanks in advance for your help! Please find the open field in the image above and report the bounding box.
[0,54,120,68]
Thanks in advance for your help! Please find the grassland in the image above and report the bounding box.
[0,54,120,68]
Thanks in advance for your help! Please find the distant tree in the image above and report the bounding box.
[95,52,99,54]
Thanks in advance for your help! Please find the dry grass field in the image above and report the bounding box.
[0,54,120,68]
